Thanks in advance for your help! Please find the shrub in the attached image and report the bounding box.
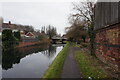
[2,29,18,51]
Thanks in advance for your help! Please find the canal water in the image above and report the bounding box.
[2,44,63,78]
[0,46,2,80]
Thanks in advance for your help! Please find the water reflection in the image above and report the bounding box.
[41,45,57,59]
[2,44,58,70]
[2,44,63,78]
[0,46,2,79]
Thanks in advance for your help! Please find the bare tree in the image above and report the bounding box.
[66,23,87,43]
[69,0,95,27]
[68,0,95,55]
[46,25,57,39]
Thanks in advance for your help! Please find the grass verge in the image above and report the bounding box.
[71,42,80,48]
[41,42,69,78]
[75,50,108,79]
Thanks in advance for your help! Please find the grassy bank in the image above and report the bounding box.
[72,42,80,47]
[75,50,108,79]
[41,42,69,78]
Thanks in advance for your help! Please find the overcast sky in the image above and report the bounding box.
[0,0,118,35]
[1,1,80,35]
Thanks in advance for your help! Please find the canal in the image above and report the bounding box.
[2,44,63,78]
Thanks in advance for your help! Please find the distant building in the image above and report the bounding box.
[25,32,36,38]
[2,21,24,37]
[20,30,25,37]
[12,29,19,32]
[2,21,36,38]
[2,21,19,31]
[2,21,44,41]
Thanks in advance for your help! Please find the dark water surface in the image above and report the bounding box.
[2,44,63,78]
[0,47,2,80]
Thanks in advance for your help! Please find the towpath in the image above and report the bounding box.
[61,44,81,78]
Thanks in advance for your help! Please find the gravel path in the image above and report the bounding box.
[61,45,81,78]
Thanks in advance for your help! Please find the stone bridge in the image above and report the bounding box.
[52,36,67,44]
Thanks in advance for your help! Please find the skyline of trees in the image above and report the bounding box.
[66,1,95,55]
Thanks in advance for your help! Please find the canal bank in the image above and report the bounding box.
[41,42,119,79]
[42,43,69,78]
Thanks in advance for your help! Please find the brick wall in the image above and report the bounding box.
[95,23,120,70]
[21,37,39,42]
[16,39,50,48]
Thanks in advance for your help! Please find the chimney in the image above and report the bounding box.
[9,21,11,24]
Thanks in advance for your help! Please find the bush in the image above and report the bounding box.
[2,29,18,51]
[13,31,21,41]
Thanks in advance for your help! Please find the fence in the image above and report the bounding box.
[94,2,119,30]
[21,37,39,42]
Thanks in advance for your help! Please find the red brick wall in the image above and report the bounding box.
[95,23,120,70]
[16,39,50,48]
